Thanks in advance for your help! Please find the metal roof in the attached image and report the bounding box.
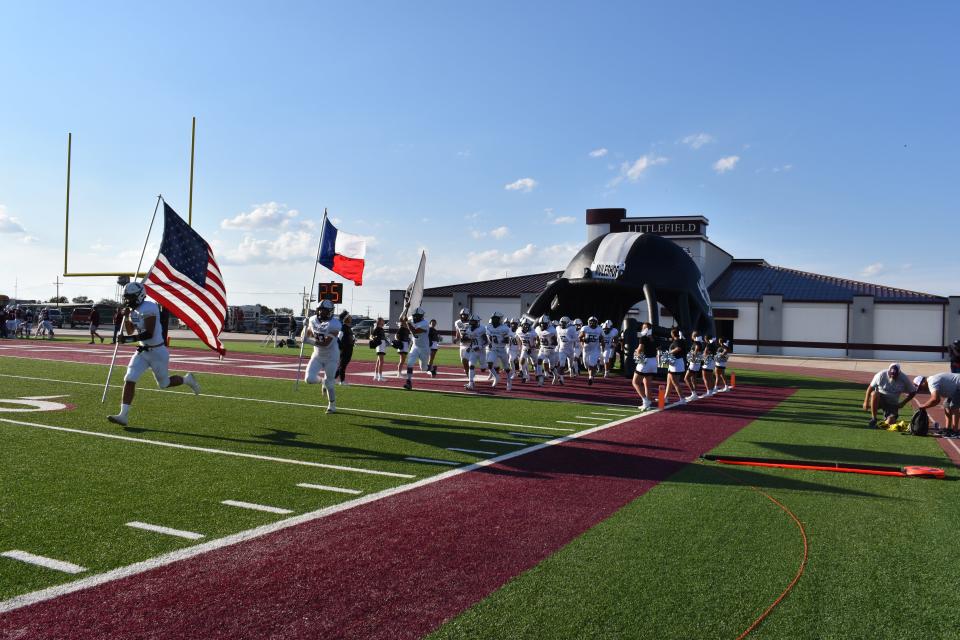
[423,271,563,298]
[709,261,946,303]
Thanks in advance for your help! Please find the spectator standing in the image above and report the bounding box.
[0,307,8,339]
[336,312,355,385]
[112,307,124,343]
[89,307,104,344]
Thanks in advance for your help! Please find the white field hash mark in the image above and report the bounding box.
[221,500,293,515]
[296,483,363,495]
[1,550,86,574]
[446,447,497,456]
[405,457,461,466]
[0,408,657,614]
[126,522,204,541]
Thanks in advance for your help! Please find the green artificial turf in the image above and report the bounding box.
[0,355,623,601]
[428,370,960,640]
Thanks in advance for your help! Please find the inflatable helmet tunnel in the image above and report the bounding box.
[525,232,715,334]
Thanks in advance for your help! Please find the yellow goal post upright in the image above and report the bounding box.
[63,117,198,280]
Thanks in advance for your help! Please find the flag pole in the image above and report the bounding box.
[101,195,163,404]
[294,208,328,390]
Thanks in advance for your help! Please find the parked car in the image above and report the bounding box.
[46,309,64,328]
[352,319,377,339]
[69,307,93,328]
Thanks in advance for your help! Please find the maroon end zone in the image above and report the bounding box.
[0,383,794,640]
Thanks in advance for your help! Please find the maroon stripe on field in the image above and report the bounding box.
[0,385,793,640]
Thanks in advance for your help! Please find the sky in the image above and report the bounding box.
[1,1,957,317]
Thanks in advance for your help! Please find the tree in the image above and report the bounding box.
[48,296,68,303]
[275,307,293,315]
[97,298,120,307]
[72,296,92,304]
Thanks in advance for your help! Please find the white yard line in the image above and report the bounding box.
[125,522,204,541]
[479,439,528,446]
[0,417,414,479]
[508,432,550,439]
[446,447,497,456]
[296,483,363,495]
[557,421,602,426]
[574,416,607,421]
[0,408,658,614]
[0,373,554,432]
[221,500,293,515]
[405,457,461,466]
[1,551,86,575]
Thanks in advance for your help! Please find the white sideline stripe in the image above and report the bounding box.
[296,483,363,495]
[557,421,602,426]
[221,500,293,515]
[126,522,204,540]
[479,439,528,446]
[446,447,497,456]
[1,551,86,574]
[0,406,663,614]
[0,373,552,431]
[405,457,460,466]
[508,432,549,439]
[0,417,414,479]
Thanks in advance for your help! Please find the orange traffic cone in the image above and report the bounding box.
[657,385,666,410]
[730,372,736,389]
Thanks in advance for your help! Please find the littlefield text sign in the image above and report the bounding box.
[611,220,704,236]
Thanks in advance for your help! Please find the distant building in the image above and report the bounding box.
[390,209,959,361]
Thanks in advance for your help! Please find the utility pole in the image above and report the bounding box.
[52,276,63,307]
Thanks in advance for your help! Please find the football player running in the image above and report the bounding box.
[454,308,472,374]
[107,282,200,426]
[557,316,579,378]
[485,311,513,390]
[601,320,619,378]
[507,318,522,381]
[535,314,562,386]
[462,314,486,390]
[303,299,342,413]
[517,319,537,383]
[402,307,430,390]
[579,316,604,385]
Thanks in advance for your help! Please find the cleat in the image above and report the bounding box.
[559,376,564,385]
[107,414,128,426]
[868,417,878,429]
[464,383,475,391]
[686,393,699,401]
[184,373,200,395]
[431,367,437,378]
[403,380,412,390]
[587,377,593,386]
[506,381,512,392]
[326,404,336,414]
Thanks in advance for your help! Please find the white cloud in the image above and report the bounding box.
[608,154,668,186]
[504,177,537,193]
[465,242,580,279]
[0,205,27,234]
[680,133,715,149]
[772,164,793,173]
[713,155,740,174]
[588,148,608,158]
[221,202,303,230]
[553,216,576,224]
[471,226,511,240]
[220,230,316,265]
[19,235,38,244]
[861,262,884,277]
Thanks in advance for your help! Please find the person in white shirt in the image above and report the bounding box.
[484,311,513,390]
[507,319,522,381]
[516,319,538,383]
[107,282,200,426]
[557,316,579,378]
[914,373,960,436]
[601,320,619,378]
[535,314,562,386]
[631,322,658,410]
[579,316,604,385]
[462,314,486,391]
[303,299,342,413]
[454,308,473,374]
[402,307,430,391]
[862,363,917,427]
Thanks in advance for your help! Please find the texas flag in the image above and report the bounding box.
[318,217,367,285]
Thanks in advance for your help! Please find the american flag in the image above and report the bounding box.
[144,203,227,355]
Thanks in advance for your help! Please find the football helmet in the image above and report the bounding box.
[588,316,599,327]
[574,318,583,327]
[469,313,480,328]
[459,308,471,321]
[538,314,550,327]
[122,282,146,308]
[490,311,503,327]
[412,307,425,322]
[317,299,335,320]
[559,316,570,327]
[603,320,613,330]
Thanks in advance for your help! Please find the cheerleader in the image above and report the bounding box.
[701,335,718,394]
[714,337,731,392]
[663,327,694,404]
[683,332,704,400]
[631,322,659,410]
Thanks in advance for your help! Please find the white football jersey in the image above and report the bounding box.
[536,325,558,350]
[557,325,578,349]
[486,323,512,350]
[517,327,538,350]
[310,315,342,353]
[602,328,619,347]
[455,319,472,344]
[463,325,486,350]
[130,300,165,347]
[409,318,430,351]
[580,326,603,350]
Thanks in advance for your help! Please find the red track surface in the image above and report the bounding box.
[0,365,793,639]
[0,342,661,406]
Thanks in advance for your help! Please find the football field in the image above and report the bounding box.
[1,345,959,639]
